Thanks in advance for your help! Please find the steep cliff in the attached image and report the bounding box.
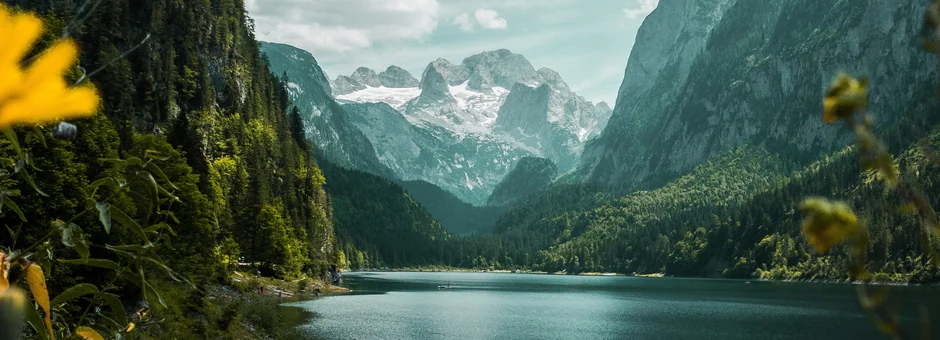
[260,42,394,178]
[579,0,939,192]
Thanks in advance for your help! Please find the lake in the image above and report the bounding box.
[286,272,940,339]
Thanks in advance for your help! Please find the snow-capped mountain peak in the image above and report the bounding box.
[329,48,612,204]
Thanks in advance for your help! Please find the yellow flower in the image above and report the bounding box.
[823,73,867,124]
[0,252,8,295]
[800,197,861,253]
[0,4,99,129]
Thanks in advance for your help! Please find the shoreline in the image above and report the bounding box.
[231,270,352,299]
[340,269,939,286]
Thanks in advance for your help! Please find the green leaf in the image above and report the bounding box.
[126,157,142,167]
[2,128,22,156]
[145,162,179,190]
[1,194,26,222]
[51,283,98,306]
[58,221,74,247]
[74,238,90,260]
[138,266,147,301]
[23,300,49,340]
[106,244,150,252]
[18,167,48,197]
[143,256,182,282]
[157,185,179,202]
[0,157,14,167]
[143,223,174,236]
[89,177,121,191]
[70,226,90,260]
[58,259,120,270]
[104,246,138,260]
[98,158,127,166]
[143,172,159,204]
[119,269,142,288]
[126,190,153,214]
[98,314,122,330]
[143,279,166,308]
[162,210,180,224]
[101,293,128,326]
[96,202,112,233]
[27,126,46,148]
[110,206,149,243]
[144,149,171,161]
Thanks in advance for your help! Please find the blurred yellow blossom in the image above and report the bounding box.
[0,4,99,129]
[0,252,8,295]
[823,73,867,123]
[800,197,861,253]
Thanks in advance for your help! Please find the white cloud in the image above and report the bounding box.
[474,9,508,30]
[245,0,440,52]
[452,13,475,31]
[623,0,659,19]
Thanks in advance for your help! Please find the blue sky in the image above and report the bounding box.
[245,0,659,105]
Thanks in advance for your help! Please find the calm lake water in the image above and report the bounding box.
[286,272,940,339]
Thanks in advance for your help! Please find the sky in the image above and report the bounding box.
[244,0,660,105]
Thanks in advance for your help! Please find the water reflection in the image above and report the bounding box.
[286,272,940,340]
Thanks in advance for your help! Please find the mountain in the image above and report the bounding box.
[332,49,611,204]
[342,102,530,204]
[399,180,506,235]
[381,65,421,88]
[487,157,558,207]
[577,0,939,192]
[333,66,421,95]
[320,160,451,269]
[259,42,394,178]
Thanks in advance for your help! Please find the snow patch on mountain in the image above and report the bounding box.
[286,82,303,96]
[336,86,421,109]
[328,49,612,204]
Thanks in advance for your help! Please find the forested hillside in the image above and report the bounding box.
[321,162,451,269]
[452,124,940,282]
[486,157,558,207]
[399,180,504,235]
[1,0,340,337]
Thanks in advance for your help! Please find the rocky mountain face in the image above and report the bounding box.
[342,102,532,204]
[262,43,610,205]
[493,68,613,171]
[577,0,940,192]
[259,42,393,178]
[486,157,558,207]
[333,66,420,95]
[381,66,421,88]
[335,49,611,204]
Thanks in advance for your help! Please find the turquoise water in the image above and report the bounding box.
[287,272,940,339]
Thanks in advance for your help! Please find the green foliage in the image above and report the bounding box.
[487,156,558,207]
[399,180,505,235]
[1,127,187,339]
[321,161,451,269]
[449,139,940,280]
[255,203,303,278]
[1,0,342,338]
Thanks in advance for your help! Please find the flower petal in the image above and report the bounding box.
[24,40,79,88]
[0,12,42,66]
